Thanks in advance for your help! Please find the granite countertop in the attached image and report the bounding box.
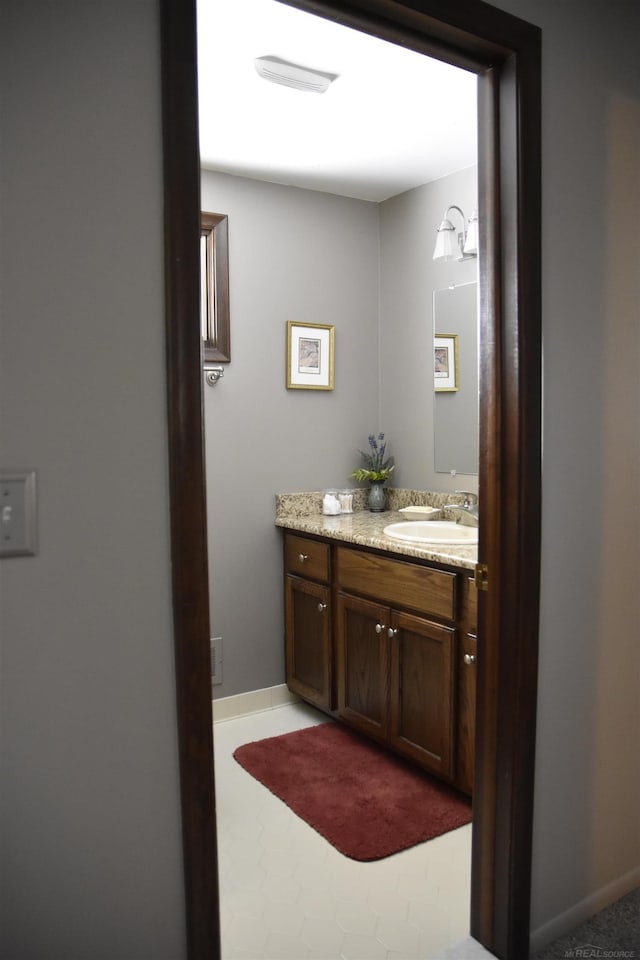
[275,490,478,571]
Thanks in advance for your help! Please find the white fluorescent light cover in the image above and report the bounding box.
[254,56,339,94]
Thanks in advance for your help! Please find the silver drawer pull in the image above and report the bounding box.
[317,602,327,613]
[463,653,476,665]
[375,622,385,634]
[388,627,398,638]
[298,553,308,562]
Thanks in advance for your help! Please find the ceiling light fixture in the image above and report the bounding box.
[254,56,339,94]
[432,205,478,261]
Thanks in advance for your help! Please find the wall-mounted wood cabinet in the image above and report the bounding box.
[282,530,477,795]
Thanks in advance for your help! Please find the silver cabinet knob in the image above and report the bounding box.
[375,622,385,634]
[298,553,308,562]
[463,653,476,665]
[317,602,327,613]
[388,627,398,638]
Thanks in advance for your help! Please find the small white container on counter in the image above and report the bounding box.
[322,492,341,515]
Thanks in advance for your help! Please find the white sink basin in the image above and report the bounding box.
[383,520,478,546]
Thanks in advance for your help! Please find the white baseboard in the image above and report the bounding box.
[530,865,640,953]
[212,683,299,723]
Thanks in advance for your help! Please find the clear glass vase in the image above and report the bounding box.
[367,481,386,512]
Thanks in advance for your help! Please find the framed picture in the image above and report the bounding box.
[286,321,335,390]
[434,334,459,392]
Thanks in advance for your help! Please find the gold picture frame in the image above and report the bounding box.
[434,333,459,392]
[286,321,335,390]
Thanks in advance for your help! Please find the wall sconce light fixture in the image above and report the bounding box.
[432,205,478,261]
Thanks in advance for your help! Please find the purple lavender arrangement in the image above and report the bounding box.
[350,432,396,483]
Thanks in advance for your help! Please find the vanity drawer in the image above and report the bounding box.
[335,546,456,621]
[285,533,331,583]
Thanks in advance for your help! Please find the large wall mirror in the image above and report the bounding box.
[433,281,478,475]
[200,211,230,363]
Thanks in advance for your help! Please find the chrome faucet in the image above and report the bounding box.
[445,491,479,528]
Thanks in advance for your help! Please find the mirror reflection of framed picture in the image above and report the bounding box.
[434,333,459,392]
[286,321,334,390]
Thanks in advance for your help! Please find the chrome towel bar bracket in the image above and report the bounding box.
[204,365,225,387]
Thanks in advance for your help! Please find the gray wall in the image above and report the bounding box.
[201,171,380,698]
[490,0,640,946]
[202,167,477,702]
[1,0,639,956]
[379,166,478,491]
[0,2,186,958]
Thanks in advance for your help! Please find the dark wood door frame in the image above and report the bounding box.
[160,1,541,958]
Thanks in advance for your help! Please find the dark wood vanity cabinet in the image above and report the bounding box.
[336,592,389,740]
[457,631,477,794]
[284,534,332,710]
[283,530,477,794]
[457,573,478,795]
[336,594,456,779]
[334,545,458,781]
[388,610,456,780]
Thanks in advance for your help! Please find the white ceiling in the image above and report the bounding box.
[196,0,478,202]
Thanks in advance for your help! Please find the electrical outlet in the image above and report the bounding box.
[0,471,37,557]
[210,637,223,686]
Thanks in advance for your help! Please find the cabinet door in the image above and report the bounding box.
[457,632,477,795]
[336,591,389,739]
[285,575,331,710]
[388,610,456,779]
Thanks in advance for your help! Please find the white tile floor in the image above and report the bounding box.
[213,700,487,960]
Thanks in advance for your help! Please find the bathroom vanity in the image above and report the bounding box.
[277,493,478,796]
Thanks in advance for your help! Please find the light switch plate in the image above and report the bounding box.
[0,471,37,557]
